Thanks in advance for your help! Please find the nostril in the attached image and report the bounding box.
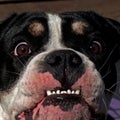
[44,50,84,88]
[70,55,82,66]
[46,55,62,66]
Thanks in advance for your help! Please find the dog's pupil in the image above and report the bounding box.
[92,44,99,53]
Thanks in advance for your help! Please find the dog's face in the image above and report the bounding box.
[0,11,120,120]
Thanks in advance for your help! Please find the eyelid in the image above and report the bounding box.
[92,41,102,49]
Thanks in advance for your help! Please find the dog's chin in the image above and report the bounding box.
[17,94,92,120]
[17,93,104,120]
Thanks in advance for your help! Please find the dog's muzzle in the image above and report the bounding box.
[15,50,104,120]
[44,50,84,88]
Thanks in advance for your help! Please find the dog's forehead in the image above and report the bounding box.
[45,13,63,49]
[43,13,89,50]
[47,13,88,34]
[3,13,89,43]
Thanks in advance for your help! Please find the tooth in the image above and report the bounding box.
[52,91,56,94]
[75,90,80,95]
[47,90,52,96]
[47,90,80,96]
[67,89,71,94]
[61,91,66,94]
[72,91,75,94]
[56,90,60,94]
[63,91,67,94]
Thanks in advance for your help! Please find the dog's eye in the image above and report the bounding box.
[90,41,102,54]
[14,42,31,56]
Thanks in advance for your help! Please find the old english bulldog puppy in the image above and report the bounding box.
[0,11,120,120]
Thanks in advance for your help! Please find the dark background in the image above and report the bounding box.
[0,0,120,119]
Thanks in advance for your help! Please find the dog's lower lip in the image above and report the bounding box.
[43,94,81,106]
[42,93,83,112]
[17,90,82,120]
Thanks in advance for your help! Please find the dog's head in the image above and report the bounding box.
[0,11,120,120]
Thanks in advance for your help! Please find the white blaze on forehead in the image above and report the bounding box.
[46,14,63,50]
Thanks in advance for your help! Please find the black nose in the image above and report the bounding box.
[46,50,82,67]
[45,50,84,88]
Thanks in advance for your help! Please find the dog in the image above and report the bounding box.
[0,11,120,120]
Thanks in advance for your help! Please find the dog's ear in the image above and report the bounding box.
[106,18,120,39]
[106,18,120,34]
[0,14,18,36]
[106,18,120,55]
[0,14,17,27]
[0,14,18,61]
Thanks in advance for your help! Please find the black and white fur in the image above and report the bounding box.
[0,11,120,120]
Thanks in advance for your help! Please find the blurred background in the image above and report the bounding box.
[0,0,120,119]
[0,0,120,21]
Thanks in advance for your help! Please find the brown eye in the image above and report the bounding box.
[90,41,102,54]
[14,42,31,56]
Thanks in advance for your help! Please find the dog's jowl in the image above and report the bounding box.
[0,11,120,120]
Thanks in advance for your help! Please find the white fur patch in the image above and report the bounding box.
[45,14,64,50]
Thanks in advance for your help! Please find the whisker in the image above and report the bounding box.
[99,44,117,72]
[102,98,109,111]
[6,71,20,75]
[102,66,111,79]
[108,81,120,90]
[105,89,120,99]
[16,57,25,67]
[8,52,26,67]
[0,69,20,75]
[102,98,108,120]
